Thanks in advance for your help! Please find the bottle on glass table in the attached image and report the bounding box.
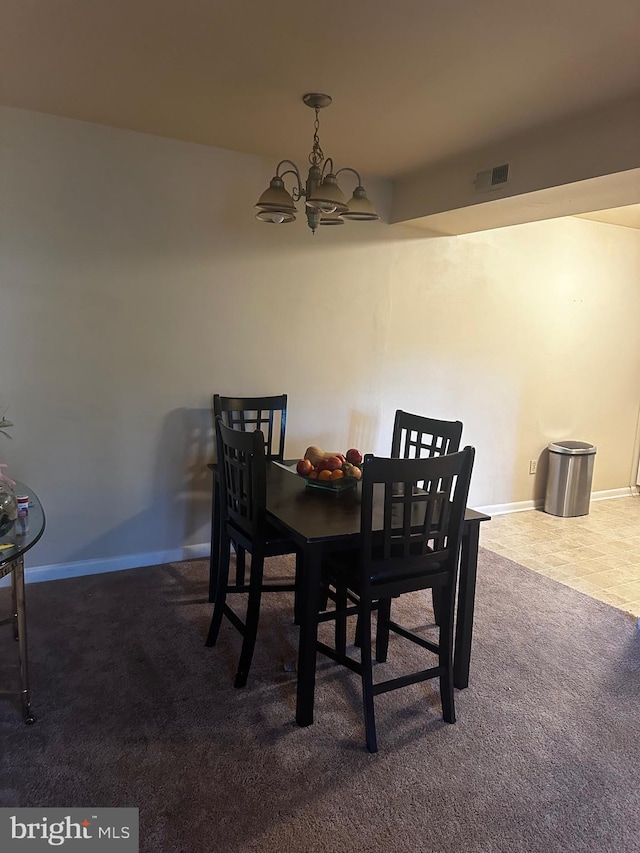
[16,495,29,534]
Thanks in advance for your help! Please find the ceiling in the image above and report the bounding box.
[575,204,640,229]
[2,0,640,226]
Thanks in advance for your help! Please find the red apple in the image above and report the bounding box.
[316,458,328,472]
[346,448,362,465]
[296,458,313,476]
[325,456,343,472]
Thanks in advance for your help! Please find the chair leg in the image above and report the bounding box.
[235,546,246,586]
[317,581,330,614]
[317,580,330,615]
[359,599,378,753]
[375,598,392,663]
[234,553,265,688]
[209,475,222,603]
[206,530,231,647]
[335,582,347,656]
[354,613,363,648]
[432,587,442,626]
[438,584,456,724]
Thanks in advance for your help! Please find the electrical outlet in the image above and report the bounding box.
[529,460,538,475]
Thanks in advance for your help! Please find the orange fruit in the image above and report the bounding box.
[308,470,318,480]
[331,469,344,480]
[318,469,332,481]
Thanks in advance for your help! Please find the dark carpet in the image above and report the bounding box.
[1,550,639,853]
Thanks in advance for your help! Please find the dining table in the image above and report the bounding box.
[209,461,490,727]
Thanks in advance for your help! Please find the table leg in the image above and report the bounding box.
[11,567,19,641]
[208,473,221,603]
[14,556,36,724]
[296,545,321,727]
[453,520,480,690]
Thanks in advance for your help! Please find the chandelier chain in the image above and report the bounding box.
[309,106,324,167]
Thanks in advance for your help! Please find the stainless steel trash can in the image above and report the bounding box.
[544,440,597,517]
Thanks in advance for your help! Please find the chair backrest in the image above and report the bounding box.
[213,394,287,461]
[215,418,267,541]
[360,448,475,593]
[391,410,463,460]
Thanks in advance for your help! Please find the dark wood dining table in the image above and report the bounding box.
[209,461,490,727]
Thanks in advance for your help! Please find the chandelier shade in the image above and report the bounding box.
[319,210,346,226]
[306,174,348,214]
[255,175,297,223]
[254,94,379,234]
[342,185,379,221]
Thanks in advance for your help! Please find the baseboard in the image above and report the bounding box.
[475,486,636,517]
[2,485,637,586]
[591,487,637,501]
[0,542,210,588]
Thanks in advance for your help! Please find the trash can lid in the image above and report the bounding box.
[548,440,597,455]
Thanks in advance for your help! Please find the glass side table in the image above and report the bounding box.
[0,481,45,723]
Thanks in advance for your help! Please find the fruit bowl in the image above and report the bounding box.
[304,474,359,493]
[296,446,364,492]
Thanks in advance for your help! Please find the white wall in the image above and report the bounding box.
[2,107,639,574]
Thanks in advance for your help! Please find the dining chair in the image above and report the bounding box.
[210,394,288,599]
[316,446,475,753]
[213,394,287,461]
[391,410,462,461]
[206,418,300,688]
[391,410,463,626]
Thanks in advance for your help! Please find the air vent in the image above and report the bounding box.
[474,163,510,192]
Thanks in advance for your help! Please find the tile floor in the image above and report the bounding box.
[480,494,640,620]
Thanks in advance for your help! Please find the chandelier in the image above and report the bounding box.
[255,93,379,234]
